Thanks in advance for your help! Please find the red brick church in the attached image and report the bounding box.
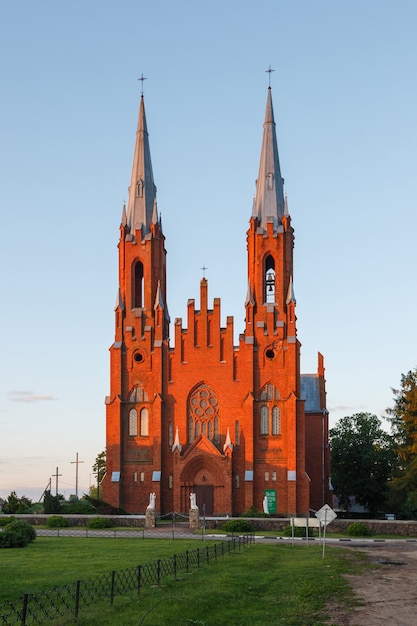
[103,87,331,516]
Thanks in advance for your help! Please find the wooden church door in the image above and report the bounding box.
[194,484,214,516]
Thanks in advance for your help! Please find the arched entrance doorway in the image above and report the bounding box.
[175,435,233,515]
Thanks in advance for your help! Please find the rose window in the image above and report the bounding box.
[188,385,219,443]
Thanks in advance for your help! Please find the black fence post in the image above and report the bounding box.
[173,554,177,580]
[197,547,200,568]
[21,593,29,626]
[186,550,189,574]
[110,571,116,606]
[74,580,81,621]
[157,559,161,585]
[206,545,209,564]
[221,542,224,558]
[214,544,217,560]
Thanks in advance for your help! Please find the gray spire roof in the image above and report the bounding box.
[253,88,285,230]
[126,95,157,234]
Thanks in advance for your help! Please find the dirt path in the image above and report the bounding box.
[328,541,417,625]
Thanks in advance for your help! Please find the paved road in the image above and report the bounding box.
[33,527,417,546]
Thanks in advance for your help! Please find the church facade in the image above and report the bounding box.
[103,88,330,516]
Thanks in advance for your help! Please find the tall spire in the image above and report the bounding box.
[253,88,285,230]
[126,95,157,235]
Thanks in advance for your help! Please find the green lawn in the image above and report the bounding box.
[0,537,368,625]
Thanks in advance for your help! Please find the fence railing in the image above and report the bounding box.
[0,534,254,625]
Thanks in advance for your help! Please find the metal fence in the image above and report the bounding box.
[0,534,254,625]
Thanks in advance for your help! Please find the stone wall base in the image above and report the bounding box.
[145,509,156,528]
[189,508,200,529]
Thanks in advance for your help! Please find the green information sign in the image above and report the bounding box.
[264,489,276,514]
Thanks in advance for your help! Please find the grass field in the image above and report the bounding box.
[0,537,367,625]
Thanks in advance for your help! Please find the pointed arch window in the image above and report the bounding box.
[133,261,144,308]
[235,420,240,447]
[272,406,281,435]
[267,172,274,190]
[265,255,275,303]
[168,421,174,447]
[129,385,148,403]
[140,408,149,437]
[129,409,138,436]
[260,382,279,401]
[260,405,269,435]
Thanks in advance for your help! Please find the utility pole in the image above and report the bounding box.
[70,453,84,498]
[51,467,62,496]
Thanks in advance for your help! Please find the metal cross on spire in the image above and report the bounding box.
[201,265,208,278]
[138,73,147,95]
[265,65,275,87]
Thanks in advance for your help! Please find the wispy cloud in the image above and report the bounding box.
[6,391,57,403]
[328,404,369,414]
[328,405,355,413]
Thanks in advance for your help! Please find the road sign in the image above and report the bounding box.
[315,504,337,526]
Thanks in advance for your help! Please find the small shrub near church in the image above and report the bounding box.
[46,515,69,529]
[0,516,15,527]
[346,522,372,537]
[61,499,96,514]
[283,525,315,537]
[0,520,36,548]
[221,519,253,533]
[87,517,113,529]
[240,505,268,518]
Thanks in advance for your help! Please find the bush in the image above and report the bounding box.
[61,500,96,514]
[86,496,127,515]
[87,517,113,529]
[346,522,372,537]
[46,515,69,529]
[0,520,36,548]
[283,525,315,537]
[221,519,253,533]
[0,516,15,527]
[240,505,268,518]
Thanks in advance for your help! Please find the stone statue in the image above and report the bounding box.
[189,492,198,510]
[263,495,269,514]
[147,492,156,510]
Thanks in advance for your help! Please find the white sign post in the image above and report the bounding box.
[315,504,337,559]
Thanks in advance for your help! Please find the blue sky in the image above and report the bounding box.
[1,0,416,501]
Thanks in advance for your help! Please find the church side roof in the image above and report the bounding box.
[252,87,285,230]
[300,375,321,413]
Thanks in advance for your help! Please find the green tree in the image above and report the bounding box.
[43,490,61,514]
[92,450,106,499]
[386,368,417,517]
[330,413,395,514]
[1,491,32,514]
